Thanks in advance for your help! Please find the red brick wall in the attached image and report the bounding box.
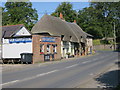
[32,35,61,63]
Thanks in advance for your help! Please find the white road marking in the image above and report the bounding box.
[82,60,92,64]
[65,64,78,69]
[81,58,99,64]
[2,70,58,86]
[1,80,19,86]
[36,70,58,77]
[90,73,94,75]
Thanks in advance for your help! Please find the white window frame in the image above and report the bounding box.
[47,44,51,53]
[40,44,44,53]
[53,44,57,53]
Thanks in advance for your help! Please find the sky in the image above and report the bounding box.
[32,2,90,20]
[1,1,90,20]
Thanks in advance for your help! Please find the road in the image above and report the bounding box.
[1,51,119,88]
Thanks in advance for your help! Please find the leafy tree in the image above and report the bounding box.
[0,7,2,44]
[51,2,77,22]
[77,6,103,39]
[2,1,38,30]
[91,2,120,39]
[51,2,120,40]
[78,2,120,39]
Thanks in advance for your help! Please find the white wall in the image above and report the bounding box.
[86,38,93,53]
[61,41,75,57]
[71,42,74,55]
[61,41,64,57]
[2,39,32,59]
[15,27,31,36]
[87,38,93,47]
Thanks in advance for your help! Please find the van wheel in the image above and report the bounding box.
[3,60,8,64]
[28,62,32,64]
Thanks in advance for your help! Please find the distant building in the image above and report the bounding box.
[31,14,93,63]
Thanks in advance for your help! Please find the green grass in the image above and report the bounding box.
[93,39,101,45]
[93,39,116,45]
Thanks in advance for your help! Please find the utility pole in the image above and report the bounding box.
[113,22,116,50]
[0,27,2,60]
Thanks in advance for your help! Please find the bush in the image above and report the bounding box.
[93,39,101,45]
[100,40,109,44]
[66,52,70,55]
[93,39,114,45]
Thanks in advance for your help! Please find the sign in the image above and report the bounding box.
[9,38,32,43]
[41,37,55,42]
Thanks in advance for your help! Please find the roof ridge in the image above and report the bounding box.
[1,24,24,27]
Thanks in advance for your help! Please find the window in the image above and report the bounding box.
[47,44,51,53]
[53,44,57,53]
[40,44,44,54]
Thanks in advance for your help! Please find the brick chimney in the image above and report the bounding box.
[74,20,76,23]
[60,13,63,19]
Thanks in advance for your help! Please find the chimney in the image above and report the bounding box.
[60,13,63,19]
[74,20,76,23]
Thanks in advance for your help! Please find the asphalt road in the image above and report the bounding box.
[1,51,119,88]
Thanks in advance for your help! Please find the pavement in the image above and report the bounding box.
[1,53,93,72]
[1,51,119,88]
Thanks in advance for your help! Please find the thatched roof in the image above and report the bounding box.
[31,15,92,43]
[68,23,87,42]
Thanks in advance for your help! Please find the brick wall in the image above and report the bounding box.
[32,35,61,63]
[93,45,114,50]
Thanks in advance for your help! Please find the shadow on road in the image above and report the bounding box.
[115,61,120,68]
[95,70,120,88]
[94,61,120,88]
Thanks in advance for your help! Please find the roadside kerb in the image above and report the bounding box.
[1,53,97,72]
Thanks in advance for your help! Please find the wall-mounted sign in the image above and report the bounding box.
[41,37,55,42]
[9,38,32,43]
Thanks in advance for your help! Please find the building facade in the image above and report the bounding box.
[2,24,32,63]
[31,14,93,63]
[1,14,93,64]
[32,34,61,63]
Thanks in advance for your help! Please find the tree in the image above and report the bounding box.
[0,7,2,44]
[91,2,120,39]
[77,6,103,39]
[77,2,120,39]
[51,2,77,22]
[2,1,38,30]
